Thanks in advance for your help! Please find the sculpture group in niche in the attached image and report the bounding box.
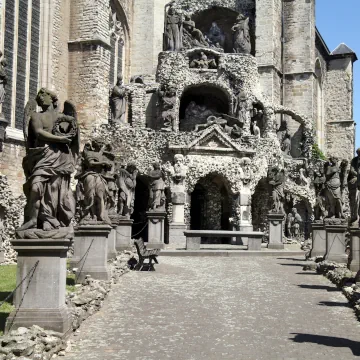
[147,162,166,211]
[117,163,138,219]
[17,89,79,239]
[110,75,127,124]
[348,148,360,226]
[268,167,285,214]
[183,15,209,49]
[206,22,225,49]
[76,140,114,225]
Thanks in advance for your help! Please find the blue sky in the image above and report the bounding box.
[316,0,359,150]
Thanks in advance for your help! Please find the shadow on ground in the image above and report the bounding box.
[318,301,350,308]
[290,333,360,356]
[298,284,338,292]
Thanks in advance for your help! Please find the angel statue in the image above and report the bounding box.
[17,88,79,238]
[117,162,138,218]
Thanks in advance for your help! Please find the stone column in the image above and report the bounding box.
[74,224,112,283]
[147,211,166,249]
[324,223,348,264]
[169,192,186,249]
[267,213,285,249]
[6,238,72,333]
[349,228,360,272]
[116,218,134,251]
[309,222,326,258]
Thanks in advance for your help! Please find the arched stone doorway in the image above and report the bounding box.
[179,85,230,132]
[190,173,232,243]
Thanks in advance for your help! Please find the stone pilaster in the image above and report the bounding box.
[324,223,348,264]
[267,213,285,249]
[309,222,326,258]
[147,211,166,249]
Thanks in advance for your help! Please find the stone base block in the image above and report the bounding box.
[186,237,201,250]
[116,219,133,251]
[5,238,71,333]
[325,224,347,264]
[310,222,326,258]
[74,225,112,283]
[268,243,285,250]
[168,223,187,249]
[6,307,71,334]
[108,226,117,260]
[248,237,262,251]
[349,228,360,272]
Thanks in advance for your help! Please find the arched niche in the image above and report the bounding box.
[192,6,255,54]
[179,84,231,132]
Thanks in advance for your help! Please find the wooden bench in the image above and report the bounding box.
[134,239,160,270]
[184,230,264,251]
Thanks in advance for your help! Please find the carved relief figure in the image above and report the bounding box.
[110,75,127,124]
[158,85,176,131]
[286,212,293,238]
[240,158,252,185]
[233,90,247,124]
[268,167,285,214]
[313,167,327,221]
[206,22,225,49]
[232,14,251,54]
[189,52,217,69]
[183,101,214,131]
[75,140,113,225]
[148,162,166,211]
[324,157,345,219]
[167,154,187,188]
[18,89,79,235]
[102,145,117,216]
[348,148,360,226]
[117,162,138,218]
[0,52,7,107]
[165,4,183,51]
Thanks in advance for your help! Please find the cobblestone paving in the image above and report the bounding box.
[64,257,360,360]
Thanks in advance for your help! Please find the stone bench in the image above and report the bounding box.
[184,230,264,251]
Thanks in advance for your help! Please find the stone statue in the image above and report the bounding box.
[291,208,302,239]
[17,89,79,238]
[276,118,288,143]
[102,145,117,216]
[324,157,345,219]
[117,162,138,218]
[206,22,225,49]
[0,51,7,107]
[348,148,360,226]
[189,52,217,69]
[233,90,247,124]
[110,75,127,124]
[268,167,285,214]
[286,212,293,238]
[164,4,183,51]
[299,167,310,187]
[158,85,176,131]
[75,140,114,225]
[252,120,260,138]
[281,131,291,156]
[240,157,252,185]
[183,15,209,49]
[232,14,251,54]
[313,167,326,221]
[182,101,214,131]
[147,162,166,211]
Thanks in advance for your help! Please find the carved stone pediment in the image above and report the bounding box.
[169,125,255,157]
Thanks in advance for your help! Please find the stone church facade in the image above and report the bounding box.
[0,0,357,249]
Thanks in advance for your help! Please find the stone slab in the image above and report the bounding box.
[186,237,201,250]
[160,250,306,257]
[349,228,360,272]
[268,213,285,248]
[108,226,117,260]
[115,219,133,252]
[325,224,348,264]
[147,211,166,248]
[310,222,326,258]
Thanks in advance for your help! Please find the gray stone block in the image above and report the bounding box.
[248,237,261,251]
[116,219,133,251]
[74,225,112,283]
[349,228,360,272]
[310,222,326,258]
[267,213,285,250]
[147,211,166,249]
[6,238,72,334]
[108,226,117,260]
[186,237,201,250]
[325,224,347,264]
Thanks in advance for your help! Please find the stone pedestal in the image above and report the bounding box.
[349,228,360,271]
[108,225,117,260]
[325,224,347,264]
[6,238,72,333]
[74,224,112,283]
[116,218,134,251]
[310,222,326,258]
[267,213,285,249]
[169,223,187,249]
[147,211,166,249]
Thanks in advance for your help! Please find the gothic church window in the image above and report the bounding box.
[1,0,40,130]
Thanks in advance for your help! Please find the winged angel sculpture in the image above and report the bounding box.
[16,88,79,239]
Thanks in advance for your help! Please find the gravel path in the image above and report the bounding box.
[64,256,360,360]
